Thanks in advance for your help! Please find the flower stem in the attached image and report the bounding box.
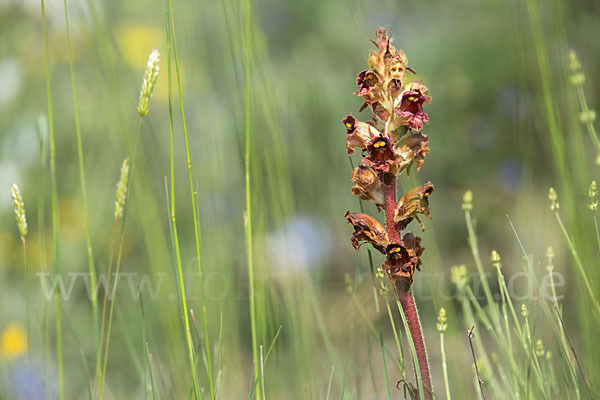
[384,177,433,399]
[397,288,433,399]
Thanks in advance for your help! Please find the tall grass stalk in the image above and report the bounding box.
[165,2,201,396]
[41,0,64,397]
[436,308,451,400]
[63,0,99,343]
[166,1,215,396]
[549,189,600,322]
[242,0,261,397]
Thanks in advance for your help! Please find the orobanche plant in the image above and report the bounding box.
[344,28,434,399]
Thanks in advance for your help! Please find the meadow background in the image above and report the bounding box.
[0,0,599,398]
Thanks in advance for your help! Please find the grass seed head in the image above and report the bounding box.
[138,49,160,117]
[437,307,447,333]
[10,183,27,241]
[114,158,130,221]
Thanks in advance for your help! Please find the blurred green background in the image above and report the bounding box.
[0,0,599,398]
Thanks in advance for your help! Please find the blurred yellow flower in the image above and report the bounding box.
[0,322,27,360]
[115,25,164,69]
[115,24,173,102]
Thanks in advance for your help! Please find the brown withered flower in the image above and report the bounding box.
[396,132,430,174]
[345,211,389,253]
[394,182,434,231]
[368,28,407,85]
[351,165,385,209]
[343,114,380,154]
[395,81,431,132]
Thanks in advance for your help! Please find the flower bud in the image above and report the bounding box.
[462,190,473,211]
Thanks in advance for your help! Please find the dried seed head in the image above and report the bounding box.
[114,158,130,221]
[436,307,447,333]
[10,184,27,241]
[462,190,473,211]
[138,49,160,117]
[548,187,559,210]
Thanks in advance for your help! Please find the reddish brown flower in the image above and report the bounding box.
[394,182,434,231]
[396,132,430,175]
[343,114,380,154]
[403,232,424,272]
[383,233,424,289]
[355,70,379,96]
[395,82,431,131]
[362,135,402,174]
[345,211,388,253]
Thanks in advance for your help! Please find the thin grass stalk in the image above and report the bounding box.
[242,0,260,397]
[35,116,51,389]
[454,275,501,395]
[23,240,30,364]
[507,219,582,399]
[436,309,451,400]
[464,206,500,329]
[97,119,141,400]
[41,0,64,397]
[63,0,99,344]
[326,366,334,400]
[248,326,282,399]
[166,2,215,396]
[521,307,548,397]
[551,206,600,322]
[164,2,201,397]
[467,326,486,400]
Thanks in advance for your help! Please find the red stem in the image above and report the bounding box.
[384,176,433,399]
[397,288,433,399]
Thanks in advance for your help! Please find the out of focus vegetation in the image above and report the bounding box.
[1,0,599,398]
